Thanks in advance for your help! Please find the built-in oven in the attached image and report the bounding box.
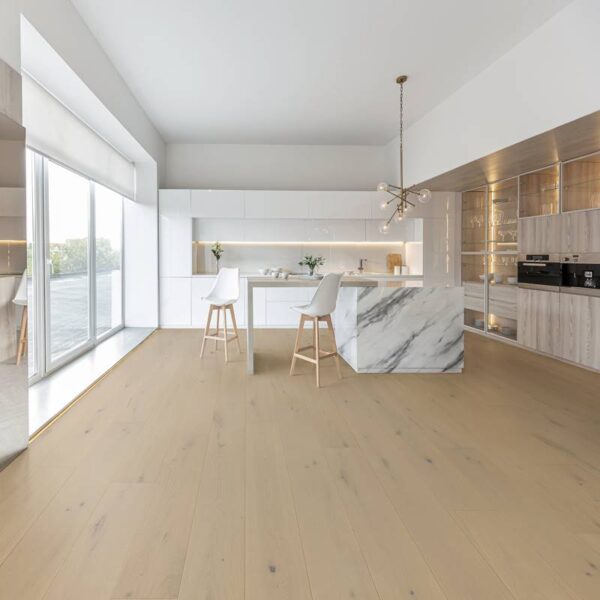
[518,255,562,287]
[561,259,600,290]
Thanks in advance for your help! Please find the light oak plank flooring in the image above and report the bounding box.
[0,330,599,599]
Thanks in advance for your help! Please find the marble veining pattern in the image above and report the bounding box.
[337,286,464,373]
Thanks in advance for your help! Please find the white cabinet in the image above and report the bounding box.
[265,286,315,326]
[558,292,600,370]
[308,192,372,219]
[243,191,310,219]
[160,277,191,327]
[365,218,420,242]
[191,190,245,218]
[159,190,192,277]
[193,218,245,242]
[517,288,560,355]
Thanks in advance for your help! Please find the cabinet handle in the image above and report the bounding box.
[522,262,547,267]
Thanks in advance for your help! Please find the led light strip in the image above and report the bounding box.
[192,240,406,246]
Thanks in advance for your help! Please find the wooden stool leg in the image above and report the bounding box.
[314,317,320,388]
[223,306,229,363]
[200,305,213,357]
[326,314,342,380]
[229,304,242,353]
[290,314,305,375]
[16,308,27,366]
[214,307,221,350]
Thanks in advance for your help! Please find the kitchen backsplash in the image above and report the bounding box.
[193,241,423,275]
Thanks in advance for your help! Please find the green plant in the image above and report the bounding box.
[211,241,224,262]
[298,255,325,276]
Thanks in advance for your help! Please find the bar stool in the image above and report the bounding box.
[13,271,28,366]
[289,272,343,387]
[200,267,242,362]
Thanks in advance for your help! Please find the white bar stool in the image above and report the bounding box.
[289,273,343,387]
[13,271,28,366]
[200,267,242,362]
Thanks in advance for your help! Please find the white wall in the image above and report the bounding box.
[165,143,388,190]
[0,0,20,73]
[402,0,600,187]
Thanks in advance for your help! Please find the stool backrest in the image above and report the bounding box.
[13,271,27,306]
[209,267,239,300]
[307,272,343,316]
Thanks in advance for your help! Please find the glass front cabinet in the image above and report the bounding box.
[461,179,518,342]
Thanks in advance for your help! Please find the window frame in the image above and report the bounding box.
[27,148,126,382]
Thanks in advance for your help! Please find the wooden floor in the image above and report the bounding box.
[1,329,600,600]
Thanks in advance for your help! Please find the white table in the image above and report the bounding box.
[246,276,377,374]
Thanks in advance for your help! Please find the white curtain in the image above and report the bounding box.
[22,75,135,198]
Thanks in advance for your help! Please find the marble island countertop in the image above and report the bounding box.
[193,271,423,280]
[246,275,377,287]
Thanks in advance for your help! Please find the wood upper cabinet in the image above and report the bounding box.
[562,153,600,212]
[560,209,600,254]
[517,215,562,254]
[558,292,600,370]
[517,288,560,355]
[518,165,559,218]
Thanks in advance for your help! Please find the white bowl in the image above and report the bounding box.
[258,268,268,276]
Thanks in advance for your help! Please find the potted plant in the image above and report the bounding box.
[299,255,325,277]
[211,241,224,272]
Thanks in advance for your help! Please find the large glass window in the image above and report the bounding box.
[47,161,91,364]
[95,184,123,337]
[26,151,125,379]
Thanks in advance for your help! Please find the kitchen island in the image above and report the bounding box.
[336,285,464,373]
[246,276,463,374]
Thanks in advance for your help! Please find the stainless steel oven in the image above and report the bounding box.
[518,255,562,287]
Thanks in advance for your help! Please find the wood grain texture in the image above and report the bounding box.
[561,208,600,253]
[518,214,562,254]
[558,292,600,370]
[0,330,599,599]
[517,288,560,354]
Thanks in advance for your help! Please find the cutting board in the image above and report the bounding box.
[386,253,403,273]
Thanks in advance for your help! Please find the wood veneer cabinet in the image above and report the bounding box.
[519,165,559,218]
[558,292,600,370]
[517,214,562,254]
[560,209,600,253]
[562,153,600,212]
[517,288,560,355]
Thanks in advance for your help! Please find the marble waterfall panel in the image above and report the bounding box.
[337,286,464,373]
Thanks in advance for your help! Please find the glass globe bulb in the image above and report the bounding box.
[418,188,432,204]
[378,222,391,234]
[404,202,413,213]
[377,182,389,192]
[395,211,404,222]
[380,200,389,211]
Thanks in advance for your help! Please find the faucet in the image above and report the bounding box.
[358,258,367,274]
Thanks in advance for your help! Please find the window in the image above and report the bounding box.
[26,150,125,379]
[95,184,123,338]
[47,161,91,364]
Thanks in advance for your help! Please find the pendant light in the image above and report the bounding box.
[377,75,431,234]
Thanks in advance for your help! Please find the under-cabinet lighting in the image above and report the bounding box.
[192,241,405,246]
[0,240,27,245]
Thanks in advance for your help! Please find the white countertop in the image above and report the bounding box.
[192,271,424,280]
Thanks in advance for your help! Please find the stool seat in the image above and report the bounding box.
[202,296,238,307]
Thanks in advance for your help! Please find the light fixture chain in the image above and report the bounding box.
[399,79,404,194]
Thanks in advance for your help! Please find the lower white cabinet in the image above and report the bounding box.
[558,292,600,370]
[265,287,315,326]
[517,288,560,355]
[160,277,191,327]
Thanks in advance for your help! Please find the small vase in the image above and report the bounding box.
[309,268,315,277]
[216,258,220,273]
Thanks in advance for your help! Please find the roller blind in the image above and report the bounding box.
[22,75,135,198]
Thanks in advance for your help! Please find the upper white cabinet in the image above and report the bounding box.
[244,191,310,219]
[308,192,374,219]
[191,190,245,218]
[159,190,192,277]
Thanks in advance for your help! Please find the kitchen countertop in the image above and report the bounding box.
[193,272,423,280]
[247,275,377,287]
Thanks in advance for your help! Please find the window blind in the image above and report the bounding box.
[22,75,135,198]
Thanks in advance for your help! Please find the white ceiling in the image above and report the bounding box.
[70,0,573,146]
